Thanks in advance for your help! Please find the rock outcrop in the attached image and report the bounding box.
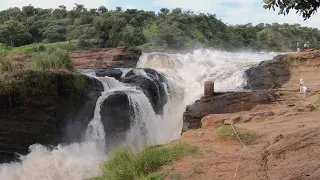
[95,68,123,80]
[121,68,168,115]
[244,55,291,90]
[183,91,277,132]
[100,91,131,146]
[71,46,142,69]
[97,68,170,145]
[0,71,103,163]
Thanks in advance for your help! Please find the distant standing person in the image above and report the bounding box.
[304,42,308,51]
[296,42,300,52]
[307,41,310,49]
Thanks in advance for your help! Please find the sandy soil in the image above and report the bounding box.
[165,51,320,180]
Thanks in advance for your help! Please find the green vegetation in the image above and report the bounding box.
[1,5,320,51]
[0,58,15,76]
[93,143,197,180]
[308,94,320,112]
[28,48,74,71]
[139,171,168,180]
[0,71,87,99]
[278,55,307,67]
[264,0,320,20]
[218,125,258,145]
[0,41,77,55]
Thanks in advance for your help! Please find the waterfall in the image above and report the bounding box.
[85,76,123,148]
[0,49,283,180]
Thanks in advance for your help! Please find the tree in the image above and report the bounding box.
[0,20,31,46]
[74,4,85,12]
[154,22,186,49]
[264,0,320,20]
[22,5,35,17]
[160,8,170,15]
[116,7,122,12]
[98,6,107,13]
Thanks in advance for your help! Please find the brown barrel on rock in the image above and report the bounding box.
[204,81,214,96]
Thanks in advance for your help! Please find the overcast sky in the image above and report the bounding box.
[1,0,319,28]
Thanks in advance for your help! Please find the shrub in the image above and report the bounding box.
[308,94,320,112]
[94,143,197,180]
[218,126,258,145]
[0,58,15,76]
[28,48,74,71]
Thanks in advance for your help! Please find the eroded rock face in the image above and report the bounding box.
[120,68,168,115]
[244,55,291,90]
[96,68,170,145]
[0,71,103,163]
[95,68,123,80]
[183,91,277,132]
[100,91,131,146]
[71,46,142,69]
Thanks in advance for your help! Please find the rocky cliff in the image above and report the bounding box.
[244,55,291,90]
[0,71,103,163]
[182,91,278,132]
[71,46,142,69]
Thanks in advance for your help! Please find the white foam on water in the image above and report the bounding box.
[136,49,284,142]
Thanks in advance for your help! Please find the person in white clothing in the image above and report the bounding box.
[299,78,304,94]
[301,85,307,101]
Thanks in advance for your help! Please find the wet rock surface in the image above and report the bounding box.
[244,55,291,90]
[183,91,277,132]
[0,71,103,163]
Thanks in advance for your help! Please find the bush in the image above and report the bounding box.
[94,143,197,180]
[28,48,74,71]
[218,126,258,145]
[0,58,15,76]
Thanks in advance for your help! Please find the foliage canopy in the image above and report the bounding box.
[0,4,320,51]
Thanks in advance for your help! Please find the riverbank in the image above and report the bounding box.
[160,51,320,179]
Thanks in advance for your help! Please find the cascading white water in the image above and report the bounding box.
[0,76,124,180]
[136,49,285,141]
[137,49,283,107]
[85,76,123,148]
[0,49,282,180]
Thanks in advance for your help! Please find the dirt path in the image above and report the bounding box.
[165,52,320,180]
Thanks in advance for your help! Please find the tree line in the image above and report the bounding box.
[1,4,320,51]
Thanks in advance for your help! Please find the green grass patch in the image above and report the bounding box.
[0,71,87,99]
[93,143,197,180]
[0,41,78,56]
[218,126,258,145]
[278,54,307,67]
[27,48,74,71]
[308,94,320,112]
[0,58,15,76]
[139,170,169,180]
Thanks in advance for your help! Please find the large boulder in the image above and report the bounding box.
[95,68,123,80]
[71,46,142,69]
[183,91,277,132]
[100,92,131,143]
[120,68,168,115]
[244,55,291,90]
[0,71,103,163]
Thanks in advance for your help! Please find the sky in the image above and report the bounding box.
[1,0,319,29]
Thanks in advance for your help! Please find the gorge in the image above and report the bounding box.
[0,48,284,179]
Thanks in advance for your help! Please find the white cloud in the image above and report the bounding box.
[123,5,136,10]
[0,0,109,10]
[223,7,320,29]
